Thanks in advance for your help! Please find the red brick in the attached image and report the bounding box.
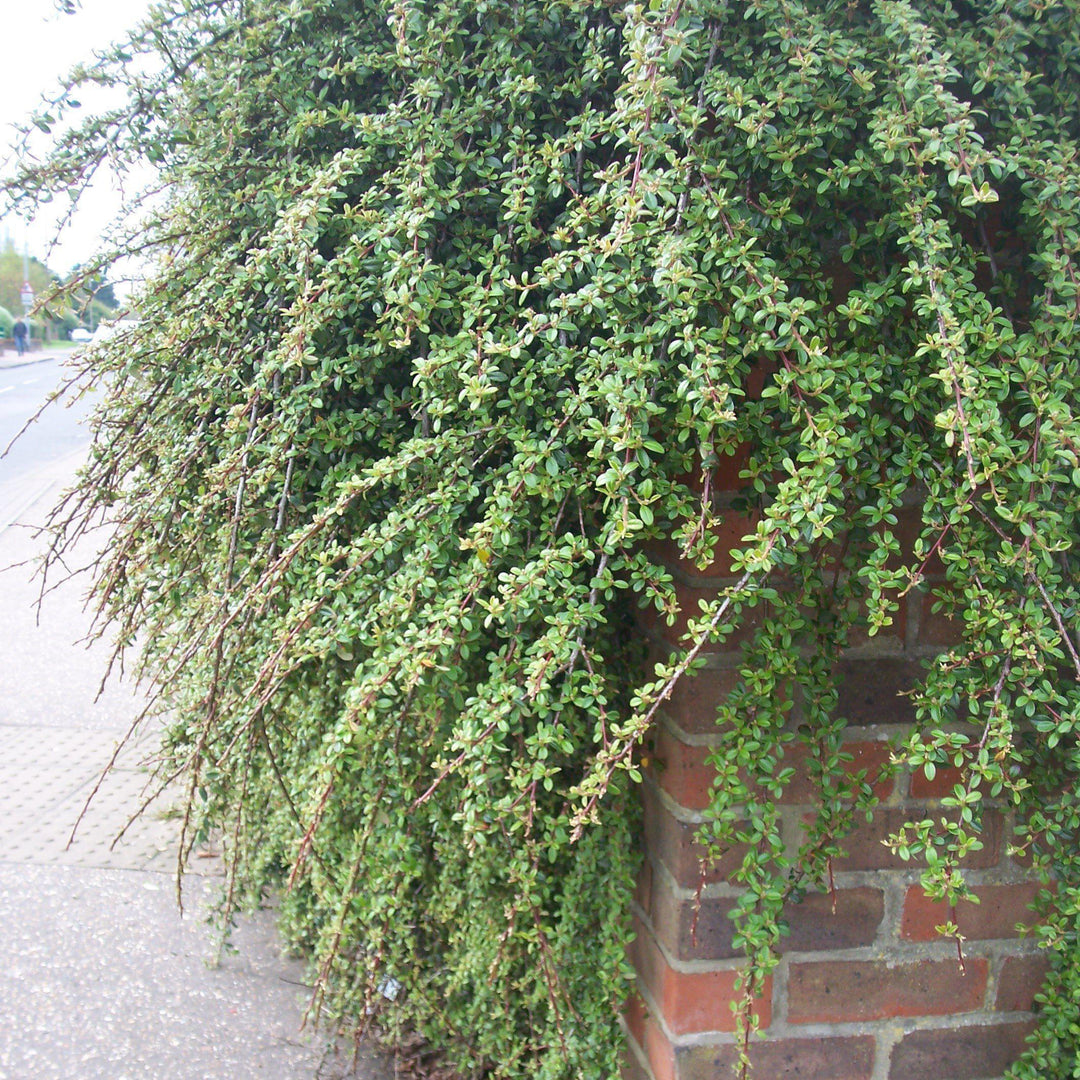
[780,888,885,953]
[642,783,746,889]
[649,731,894,819]
[909,761,968,798]
[677,1036,877,1080]
[634,858,653,916]
[900,882,1042,941]
[888,1020,1035,1079]
[660,666,740,736]
[654,727,718,811]
[885,503,929,574]
[643,1011,676,1080]
[637,579,764,653]
[678,444,754,497]
[624,992,647,1050]
[997,954,1051,1012]
[1008,840,1036,871]
[843,590,908,652]
[631,917,771,1035]
[650,883,886,964]
[665,967,771,1037]
[779,740,894,804]
[643,508,760,578]
[744,358,775,402]
[651,709,896,815]
[919,589,963,647]
[651,725,896,812]
[650,881,739,962]
[835,658,921,727]
[901,513,949,583]
[787,958,988,1023]
[620,1045,651,1080]
[831,807,1003,871]
[629,917,666,1016]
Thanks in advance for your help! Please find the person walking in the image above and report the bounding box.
[12,318,29,357]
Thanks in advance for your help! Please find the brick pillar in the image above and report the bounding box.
[625,499,1046,1080]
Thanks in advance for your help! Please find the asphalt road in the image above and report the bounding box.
[0,353,95,481]
[0,355,391,1080]
[0,353,98,536]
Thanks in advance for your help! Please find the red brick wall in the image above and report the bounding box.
[624,502,1046,1080]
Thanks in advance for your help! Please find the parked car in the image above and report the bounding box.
[70,327,93,342]
[90,319,141,345]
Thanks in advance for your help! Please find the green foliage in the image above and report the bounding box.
[0,244,49,316]
[62,267,121,332]
[0,241,88,335]
[0,305,13,336]
[5,0,1079,1076]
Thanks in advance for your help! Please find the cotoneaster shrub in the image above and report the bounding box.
[5,0,1079,1075]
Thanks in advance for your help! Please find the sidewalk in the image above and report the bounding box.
[0,347,72,371]
[0,462,393,1079]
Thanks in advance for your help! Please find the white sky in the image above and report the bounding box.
[0,0,153,277]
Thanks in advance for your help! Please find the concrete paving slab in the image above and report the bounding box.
[0,866,389,1080]
[0,455,394,1079]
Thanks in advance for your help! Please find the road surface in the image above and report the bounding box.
[0,352,97,535]
[0,353,94,474]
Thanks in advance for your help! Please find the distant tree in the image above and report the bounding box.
[0,243,52,316]
[67,264,120,312]
[0,242,73,338]
[63,264,121,330]
[91,279,118,310]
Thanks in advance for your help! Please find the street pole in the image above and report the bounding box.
[20,282,34,343]
[20,243,35,347]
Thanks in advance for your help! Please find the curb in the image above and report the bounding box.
[0,447,88,537]
[0,477,62,538]
[0,353,70,372]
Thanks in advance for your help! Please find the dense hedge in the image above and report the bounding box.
[5,1,1080,1076]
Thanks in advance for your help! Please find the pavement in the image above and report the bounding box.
[0,346,67,372]
[0,418,394,1077]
